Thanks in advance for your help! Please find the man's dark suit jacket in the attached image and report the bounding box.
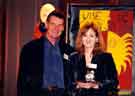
[17,37,74,96]
[70,52,119,95]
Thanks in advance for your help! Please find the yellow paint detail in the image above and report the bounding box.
[107,31,133,75]
[40,3,55,23]
[80,10,110,31]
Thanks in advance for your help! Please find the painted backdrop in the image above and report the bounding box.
[69,7,133,91]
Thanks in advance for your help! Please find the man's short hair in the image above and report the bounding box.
[46,10,65,22]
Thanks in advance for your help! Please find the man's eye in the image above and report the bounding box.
[50,23,55,25]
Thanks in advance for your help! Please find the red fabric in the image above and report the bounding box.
[109,10,133,90]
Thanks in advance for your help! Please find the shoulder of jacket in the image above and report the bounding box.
[22,38,43,49]
[96,52,113,62]
[97,52,112,56]
[69,51,82,60]
[70,51,78,56]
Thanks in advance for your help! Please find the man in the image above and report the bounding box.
[17,11,74,96]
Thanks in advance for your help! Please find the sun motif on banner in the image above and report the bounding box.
[107,31,133,75]
[80,10,110,32]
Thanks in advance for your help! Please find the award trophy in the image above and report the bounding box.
[85,70,95,82]
[85,63,97,82]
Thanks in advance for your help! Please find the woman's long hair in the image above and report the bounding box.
[75,23,105,56]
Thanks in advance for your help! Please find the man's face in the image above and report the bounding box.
[46,16,64,40]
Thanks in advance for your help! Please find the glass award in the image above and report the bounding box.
[85,63,97,82]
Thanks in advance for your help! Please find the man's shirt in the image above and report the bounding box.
[42,37,65,88]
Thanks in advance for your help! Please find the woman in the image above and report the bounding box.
[71,24,119,96]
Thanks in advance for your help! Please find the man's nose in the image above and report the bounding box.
[54,26,59,30]
[54,25,61,30]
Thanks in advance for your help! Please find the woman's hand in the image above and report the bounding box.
[76,81,99,89]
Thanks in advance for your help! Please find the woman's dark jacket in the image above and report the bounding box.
[70,52,119,95]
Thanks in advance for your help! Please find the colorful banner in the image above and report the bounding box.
[79,10,133,90]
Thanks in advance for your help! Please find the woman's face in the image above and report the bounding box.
[82,28,98,48]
